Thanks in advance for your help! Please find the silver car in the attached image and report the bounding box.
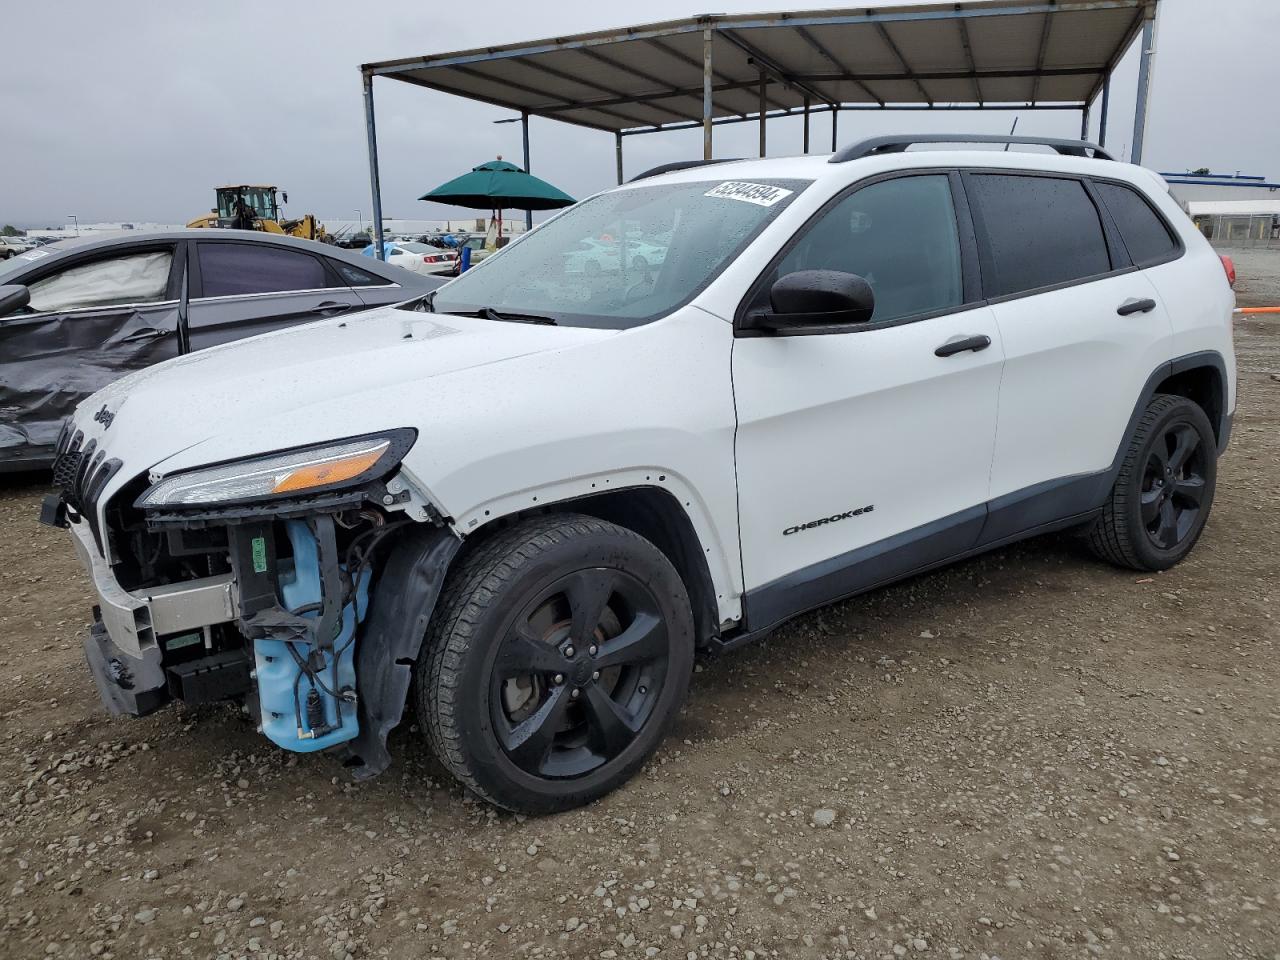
[0,230,442,470]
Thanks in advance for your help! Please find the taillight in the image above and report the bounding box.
[1220,255,1236,287]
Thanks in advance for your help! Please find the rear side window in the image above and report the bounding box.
[197,242,327,297]
[1093,181,1179,267]
[967,174,1111,298]
[330,259,391,287]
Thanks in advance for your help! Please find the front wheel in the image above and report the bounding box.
[1087,393,1217,570]
[416,514,694,813]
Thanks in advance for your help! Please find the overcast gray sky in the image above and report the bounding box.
[3,0,1276,227]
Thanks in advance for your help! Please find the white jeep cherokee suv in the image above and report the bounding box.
[40,135,1235,813]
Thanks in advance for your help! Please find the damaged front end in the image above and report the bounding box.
[43,425,460,779]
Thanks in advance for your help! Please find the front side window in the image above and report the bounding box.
[431,178,809,329]
[1093,181,1178,267]
[197,242,327,297]
[26,250,173,313]
[967,174,1111,297]
[770,174,963,323]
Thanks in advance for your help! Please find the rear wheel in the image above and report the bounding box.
[1087,393,1217,570]
[417,514,694,813]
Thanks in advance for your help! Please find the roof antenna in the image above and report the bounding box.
[1004,116,1019,151]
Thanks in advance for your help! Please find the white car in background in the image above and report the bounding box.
[382,241,458,277]
[363,241,458,276]
[0,236,33,259]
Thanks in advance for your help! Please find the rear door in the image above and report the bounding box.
[964,170,1177,535]
[185,239,365,350]
[0,243,182,466]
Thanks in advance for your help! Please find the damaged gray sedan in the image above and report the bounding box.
[0,230,440,471]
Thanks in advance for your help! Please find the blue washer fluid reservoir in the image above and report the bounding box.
[254,519,370,752]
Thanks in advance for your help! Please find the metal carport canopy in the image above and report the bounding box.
[359,0,1159,256]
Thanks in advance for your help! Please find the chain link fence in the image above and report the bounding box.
[1194,214,1280,250]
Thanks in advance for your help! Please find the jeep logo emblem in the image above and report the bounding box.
[93,404,115,429]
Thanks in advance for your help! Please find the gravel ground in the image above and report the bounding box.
[1,254,1278,960]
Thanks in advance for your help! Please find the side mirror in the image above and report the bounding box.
[759,270,875,332]
[0,284,30,319]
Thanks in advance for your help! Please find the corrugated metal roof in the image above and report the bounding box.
[363,0,1156,133]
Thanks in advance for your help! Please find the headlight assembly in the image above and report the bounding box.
[136,429,415,510]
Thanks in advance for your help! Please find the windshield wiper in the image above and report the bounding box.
[481,306,557,326]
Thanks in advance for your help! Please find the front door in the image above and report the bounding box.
[0,244,182,466]
[732,172,1004,631]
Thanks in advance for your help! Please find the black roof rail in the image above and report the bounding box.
[830,134,1114,164]
[629,158,743,183]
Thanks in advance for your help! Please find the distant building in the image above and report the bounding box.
[1161,171,1280,248]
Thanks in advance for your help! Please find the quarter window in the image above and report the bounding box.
[1093,181,1178,267]
[197,243,327,297]
[330,260,390,287]
[773,174,963,323]
[26,250,173,313]
[967,174,1111,298]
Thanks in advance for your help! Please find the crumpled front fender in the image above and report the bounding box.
[342,524,462,779]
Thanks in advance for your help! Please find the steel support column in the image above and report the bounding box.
[802,95,810,153]
[361,72,386,261]
[831,106,839,152]
[1131,16,1154,163]
[1098,72,1111,147]
[758,69,767,157]
[702,27,714,160]
[1080,103,1090,140]
[521,111,533,230]
[615,131,623,184]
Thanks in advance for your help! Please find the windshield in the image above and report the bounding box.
[432,177,809,328]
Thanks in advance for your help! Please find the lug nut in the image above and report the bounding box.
[570,688,580,699]
[553,673,564,685]
[564,645,576,658]
[588,644,598,656]
[591,670,600,681]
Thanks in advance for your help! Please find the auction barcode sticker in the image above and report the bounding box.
[704,181,793,207]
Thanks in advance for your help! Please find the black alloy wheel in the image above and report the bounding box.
[492,567,670,779]
[1088,393,1218,571]
[417,514,694,813]
[1140,420,1209,550]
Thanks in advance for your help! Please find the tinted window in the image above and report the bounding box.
[1094,181,1178,267]
[198,243,327,297]
[967,174,1111,297]
[26,250,173,313]
[330,260,390,287]
[774,174,962,322]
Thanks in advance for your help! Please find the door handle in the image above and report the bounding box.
[310,301,353,315]
[121,326,170,343]
[934,334,992,357]
[1117,297,1157,316]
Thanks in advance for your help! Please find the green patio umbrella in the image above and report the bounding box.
[420,157,574,243]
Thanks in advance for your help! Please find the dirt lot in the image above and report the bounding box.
[2,255,1278,960]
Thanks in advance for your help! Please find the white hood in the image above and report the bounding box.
[73,304,613,487]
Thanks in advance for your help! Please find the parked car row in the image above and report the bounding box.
[0,230,441,470]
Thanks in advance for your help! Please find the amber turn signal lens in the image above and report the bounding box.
[271,443,388,494]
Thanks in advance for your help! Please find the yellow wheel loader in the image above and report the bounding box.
[187,185,328,242]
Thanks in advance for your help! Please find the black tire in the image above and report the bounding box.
[416,513,694,813]
[1087,393,1217,571]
